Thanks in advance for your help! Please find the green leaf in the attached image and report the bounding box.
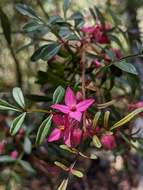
[63,0,71,18]
[94,6,105,24]
[113,60,138,75]
[111,107,143,130]
[12,87,25,109]
[0,8,11,45]
[71,169,83,178]
[92,135,102,148]
[16,4,40,20]
[93,111,101,128]
[54,161,69,171]
[53,86,65,103]
[0,156,15,163]
[104,111,110,129]
[23,21,44,32]
[36,115,53,144]
[18,160,35,173]
[58,179,68,190]
[10,112,26,136]
[24,137,32,154]
[31,43,61,61]
[0,99,21,112]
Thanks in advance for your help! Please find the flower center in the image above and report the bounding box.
[59,125,65,131]
[70,105,77,112]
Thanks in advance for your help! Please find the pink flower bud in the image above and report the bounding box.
[19,128,25,135]
[76,91,83,102]
[92,60,102,68]
[71,128,82,147]
[101,134,116,150]
[10,150,18,159]
[0,142,5,154]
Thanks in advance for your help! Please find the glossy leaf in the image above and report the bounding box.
[10,113,26,136]
[92,135,102,148]
[12,87,25,109]
[24,137,32,154]
[111,107,143,130]
[93,111,101,128]
[16,4,40,20]
[58,179,68,190]
[104,111,110,129]
[0,99,21,112]
[71,169,83,178]
[113,60,138,75]
[23,21,44,32]
[0,156,15,163]
[36,115,53,144]
[53,86,65,103]
[31,43,61,61]
[63,0,71,17]
[18,160,35,173]
[54,161,69,171]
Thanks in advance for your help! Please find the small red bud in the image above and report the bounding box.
[101,134,116,150]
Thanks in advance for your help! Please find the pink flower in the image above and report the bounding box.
[51,87,94,122]
[92,60,102,68]
[47,114,71,146]
[128,101,143,110]
[81,24,110,44]
[10,150,18,159]
[101,134,116,150]
[71,127,82,147]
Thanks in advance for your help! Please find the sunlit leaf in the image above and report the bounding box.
[24,137,32,154]
[111,107,143,130]
[36,115,53,144]
[58,179,68,190]
[12,87,25,109]
[10,112,26,136]
[54,161,69,171]
[0,99,21,112]
[93,111,101,128]
[92,135,102,148]
[53,86,65,103]
[71,169,83,178]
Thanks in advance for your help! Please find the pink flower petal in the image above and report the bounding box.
[51,104,69,114]
[63,128,71,147]
[48,128,62,142]
[65,87,76,106]
[76,99,94,112]
[53,114,64,126]
[69,111,82,122]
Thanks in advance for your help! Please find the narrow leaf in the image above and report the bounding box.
[63,0,71,17]
[18,160,35,173]
[93,111,101,128]
[53,86,65,103]
[16,4,40,20]
[71,169,83,178]
[54,161,69,171]
[12,87,25,109]
[104,111,110,129]
[111,107,143,130]
[0,156,15,163]
[58,179,68,190]
[36,115,53,144]
[24,137,32,154]
[92,135,102,148]
[0,99,21,112]
[10,112,26,135]
[113,60,138,75]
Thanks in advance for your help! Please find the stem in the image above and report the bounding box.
[27,108,52,114]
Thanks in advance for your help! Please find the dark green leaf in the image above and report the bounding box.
[113,60,138,75]
[0,156,15,163]
[18,160,35,173]
[12,87,25,109]
[16,4,40,20]
[36,115,53,144]
[24,137,32,154]
[10,113,26,136]
[53,86,65,103]
[63,0,71,17]
[23,21,44,32]
[0,99,21,112]
[0,8,11,44]
[31,43,61,61]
